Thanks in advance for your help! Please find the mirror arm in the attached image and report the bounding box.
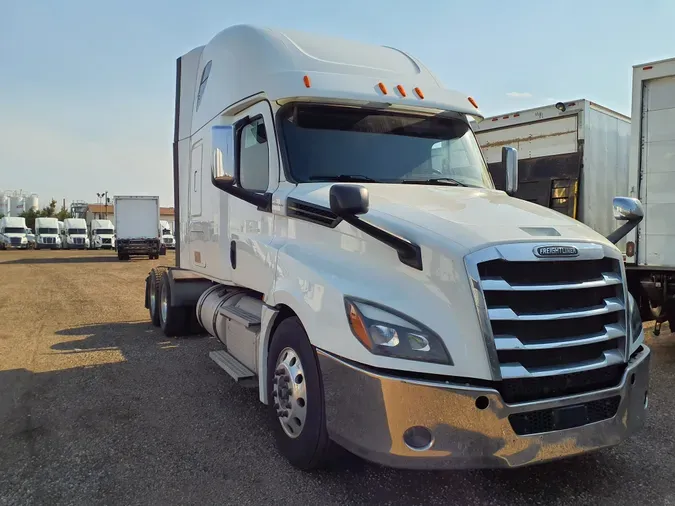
[213,179,272,212]
[606,220,640,245]
[340,214,423,270]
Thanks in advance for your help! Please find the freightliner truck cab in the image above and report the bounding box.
[145,25,650,470]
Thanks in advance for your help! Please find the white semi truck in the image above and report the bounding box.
[35,217,61,249]
[61,218,89,250]
[89,219,115,250]
[114,195,161,260]
[624,57,675,334]
[160,220,175,250]
[0,216,29,249]
[145,25,649,471]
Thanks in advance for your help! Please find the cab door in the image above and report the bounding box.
[228,101,279,293]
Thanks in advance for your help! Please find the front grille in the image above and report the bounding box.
[497,364,625,403]
[163,238,173,244]
[471,245,628,402]
[43,237,55,244]
[102,238,111,244]
[74,237,84,245]
[509,396,621,435]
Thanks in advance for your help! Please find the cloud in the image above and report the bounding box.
[506,91,533,98]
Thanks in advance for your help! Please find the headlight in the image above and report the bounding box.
[344,298,452,364]
[56,237,61,242]
[628,293,644,351]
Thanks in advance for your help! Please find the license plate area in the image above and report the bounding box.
[552,404,589,431]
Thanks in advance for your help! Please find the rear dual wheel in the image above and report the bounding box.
[147,268,200,337]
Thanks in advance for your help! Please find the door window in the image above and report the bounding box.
[239,117,270,192]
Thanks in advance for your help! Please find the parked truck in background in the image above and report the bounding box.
[160,220,175,250]
[61,218,89,250]
[145,25,649,471]
[35,217,61,249]
[473,99,631,255]
[115,195,160,261]
[624,57,675,334]
[0,216,29,249]
[89,219,115,250]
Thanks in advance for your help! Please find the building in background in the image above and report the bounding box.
[0,190,38,217]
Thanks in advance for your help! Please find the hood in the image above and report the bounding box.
[289,183,613,254]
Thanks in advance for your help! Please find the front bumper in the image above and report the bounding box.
[318,346,650,469]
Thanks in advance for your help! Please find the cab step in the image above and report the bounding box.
[209,350,257,388]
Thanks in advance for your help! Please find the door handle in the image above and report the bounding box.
[193,170,198,190]
[230,240,237,269]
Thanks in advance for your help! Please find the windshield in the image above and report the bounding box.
[95,229,114,235]
[162,229,171,235]
[68,228,87,235]
[3,227,25,234]
[279,104,493,188]
[38,228,58,235]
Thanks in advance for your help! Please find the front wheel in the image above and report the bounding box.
[267,317,331,470]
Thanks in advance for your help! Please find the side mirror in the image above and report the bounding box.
[606,197,644,245]
[502,146,518,195]
[211,125,235,188]
[613,197,644,222]
[329,184,369,217]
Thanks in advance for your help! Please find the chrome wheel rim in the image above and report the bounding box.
[160,283,168,324]
[273,347,307,439]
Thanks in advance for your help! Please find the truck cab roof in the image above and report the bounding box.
[179,25,483,140]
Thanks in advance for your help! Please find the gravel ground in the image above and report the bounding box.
[1,249,674,506]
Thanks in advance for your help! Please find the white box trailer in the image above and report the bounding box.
[625,57,675,332]
[142,25,650,471]
[114,196,161,260]
[473,100,631,253]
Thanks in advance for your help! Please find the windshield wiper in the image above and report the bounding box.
[401,178,468,187]
[309,175,378,183]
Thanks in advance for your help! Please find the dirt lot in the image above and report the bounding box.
[1,249,675,505]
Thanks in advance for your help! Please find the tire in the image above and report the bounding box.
[148,267,166,326]
[159,271,187,337]
[267,317,331,470]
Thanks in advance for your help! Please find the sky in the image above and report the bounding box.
[2,0,674,210]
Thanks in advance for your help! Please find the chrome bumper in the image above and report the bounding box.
[318,346,650,469]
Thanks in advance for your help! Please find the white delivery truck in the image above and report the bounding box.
[144,25,649,471]
[35,217,61,249]
[0,216,29,249]
[473,100,631,256]
[160,220,175,249]
[114,195,161,260]
[624,57,675,334]
[89,219,115,250]
[61,218,89,250]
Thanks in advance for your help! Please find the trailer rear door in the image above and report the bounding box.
[638,75,675,267]
[476,115,582,217]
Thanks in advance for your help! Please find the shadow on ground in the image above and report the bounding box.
[0,255,121,265]
[1,322,674,505]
